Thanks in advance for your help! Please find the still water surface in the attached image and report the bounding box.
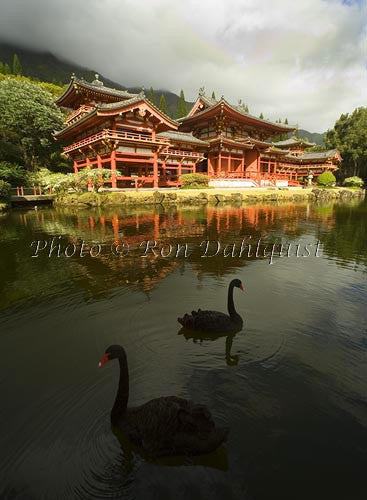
[0,200,367,499]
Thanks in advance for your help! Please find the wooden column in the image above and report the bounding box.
[97,155,102,170]
[218,151,222,175]
[208,155,213,176]
[86,157,92,191]
[228,152,232,175]
[73,160,78,174]
[97,154,103,187]
[241,155,245,176]
[268,159,271,174]
[162,161,167,183]
[111,150,117,188]
[153,151,158,189]
[192,161,196,174]
[178,161,182,179]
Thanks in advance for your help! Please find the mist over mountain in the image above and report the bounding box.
[0,41,325,143]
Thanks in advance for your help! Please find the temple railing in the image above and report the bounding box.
[63,129,169,153]
[210,170,301,186]
[160,149,205,159]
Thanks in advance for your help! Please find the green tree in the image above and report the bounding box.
[177,89,187,118]
[211,91,216,100]
[259,112,264,119]
[12,54,22,76]
[159,94,167,114]
[3,63,11,75]
[325,107,367,179]
[284,118,288,124]
[0,62,4,74]
[0,79,65,170]
[244,104,249,112]
[148,86,156,105]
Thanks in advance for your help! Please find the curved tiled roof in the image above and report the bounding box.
[299,149,339,160]
[55,76,138,106]
[156,131,207,145]
[54,95,178,137]
[180,96,295,132]
[273,137,316,147]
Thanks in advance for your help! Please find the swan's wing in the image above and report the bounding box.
[127,396,217,455]
[178,310,231,332]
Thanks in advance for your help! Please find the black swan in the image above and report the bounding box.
[98,345,228,457]
[178,278,244,333]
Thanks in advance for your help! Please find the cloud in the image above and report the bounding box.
[0,0,365,131]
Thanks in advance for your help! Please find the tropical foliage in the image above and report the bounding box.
[0,180,11,202]
[0,78,66,173]
[325,107,367,180]
[31,168,120,193]
[0,161,29,185]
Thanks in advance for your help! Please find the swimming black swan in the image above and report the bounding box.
[177,278,244,333]
[99,345,228,457]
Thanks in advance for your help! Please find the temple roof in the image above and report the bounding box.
[180,95,295,135]
[207,136,254,149]
[55,75,138,108]
[54,95,178,138]
[156,131,208,145]
[299,149,340,160]
[273,137,316,148]
[282,149,341,163]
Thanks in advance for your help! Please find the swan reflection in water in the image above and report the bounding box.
[178,328,241,366]
[112,425,229,472]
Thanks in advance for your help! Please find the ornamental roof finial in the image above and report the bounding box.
[92,73,103,87]
[198,86,205,96]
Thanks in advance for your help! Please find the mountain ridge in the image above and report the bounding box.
[0,41,325,144]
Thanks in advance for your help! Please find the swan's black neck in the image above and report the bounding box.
[227,281,239,319]
[111,354,129,425]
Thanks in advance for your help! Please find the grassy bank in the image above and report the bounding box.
[54,187,366,208]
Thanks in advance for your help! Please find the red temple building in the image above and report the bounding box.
[54,75,340,188]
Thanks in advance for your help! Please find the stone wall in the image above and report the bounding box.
[54,188,366,208]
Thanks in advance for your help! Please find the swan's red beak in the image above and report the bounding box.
[98,353,110,368]
[240,283,244,291]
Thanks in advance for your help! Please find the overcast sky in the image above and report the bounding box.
[0,0,366,132]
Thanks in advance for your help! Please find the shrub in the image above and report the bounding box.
[78,167,120,192]
[343,176,364,188]
[0,180,11,201]
[181,183,211,190]
[179,173,210,187]
[317,171,336,187]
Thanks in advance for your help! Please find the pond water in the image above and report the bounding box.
[0,199,367,500]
